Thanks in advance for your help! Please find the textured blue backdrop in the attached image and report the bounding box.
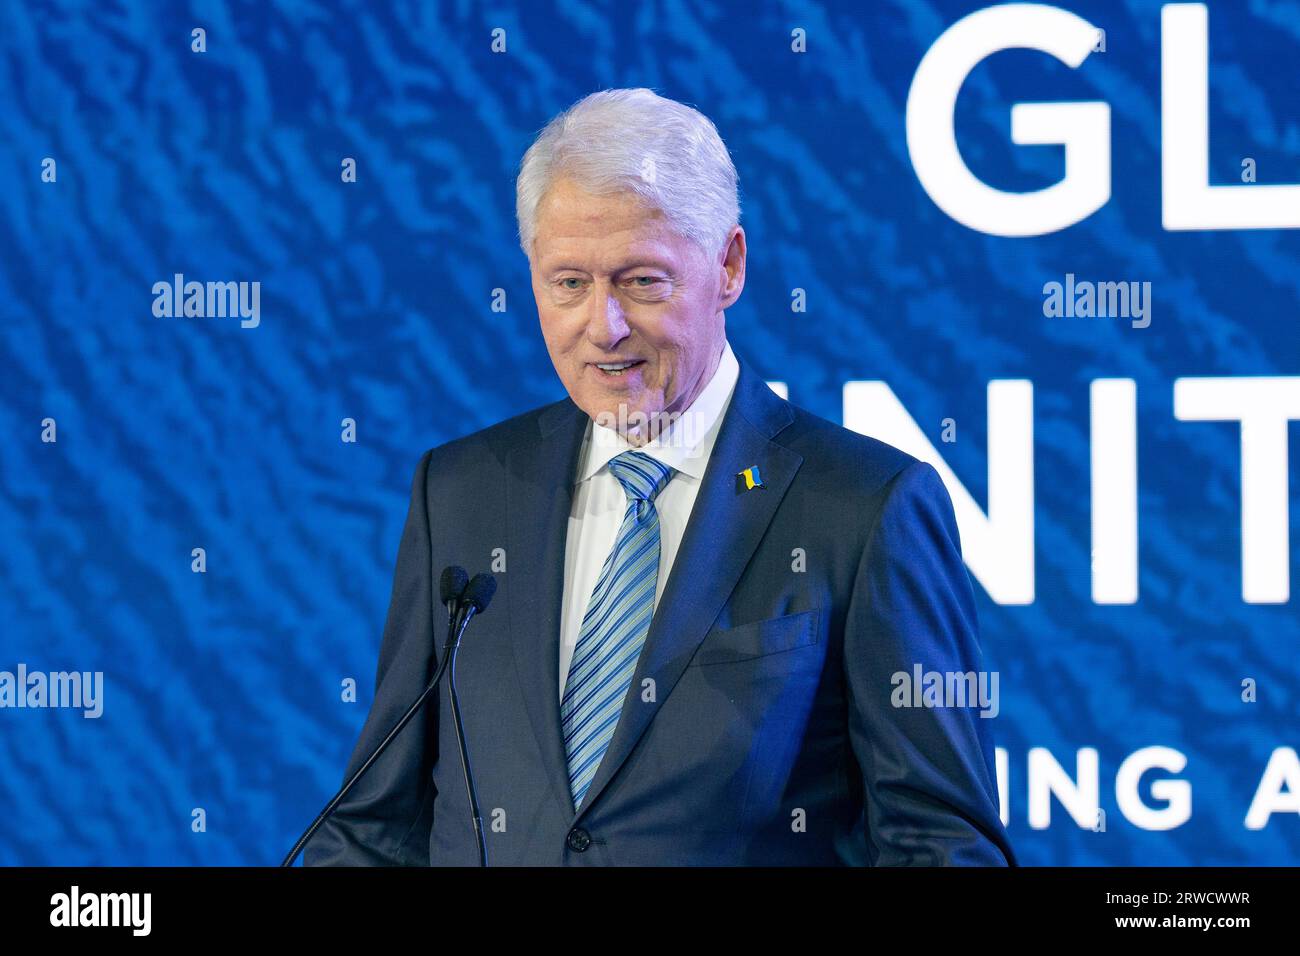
[0,0,1297,865]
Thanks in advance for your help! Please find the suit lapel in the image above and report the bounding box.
[506,396,589,818]
[574,357,803,819]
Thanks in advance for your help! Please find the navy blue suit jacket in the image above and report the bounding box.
[304,353,1015,866]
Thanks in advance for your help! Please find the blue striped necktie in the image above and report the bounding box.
[562,450,675,809]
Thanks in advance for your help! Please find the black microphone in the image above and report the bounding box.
[447,573,496,867]
[440,565,469,629]
[281,566,495,867]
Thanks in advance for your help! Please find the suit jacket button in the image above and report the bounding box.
[566,828,591,852]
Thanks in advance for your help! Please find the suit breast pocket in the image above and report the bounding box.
[689,608,821,666]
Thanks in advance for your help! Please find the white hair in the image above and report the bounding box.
[515,88,740,260]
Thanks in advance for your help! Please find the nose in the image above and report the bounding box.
[584,284,631,351]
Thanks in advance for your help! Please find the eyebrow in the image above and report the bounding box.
[543,257,677,275]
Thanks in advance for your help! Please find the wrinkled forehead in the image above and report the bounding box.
[531,182,692,270]
[536,179,665,232]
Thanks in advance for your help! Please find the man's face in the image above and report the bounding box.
[528,176,745,442]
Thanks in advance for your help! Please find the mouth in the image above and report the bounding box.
[589,359,646,380]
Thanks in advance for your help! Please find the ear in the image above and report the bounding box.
[717,226,746,310]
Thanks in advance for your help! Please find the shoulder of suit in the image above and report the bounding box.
[416,397,569,473]
[775,400,922,495]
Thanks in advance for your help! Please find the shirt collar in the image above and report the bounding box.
[576,338,740,484]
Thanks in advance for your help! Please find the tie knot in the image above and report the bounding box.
[607,450,675,503]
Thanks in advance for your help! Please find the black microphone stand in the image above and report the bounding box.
[281,599,481,867]
[448,602,488,866]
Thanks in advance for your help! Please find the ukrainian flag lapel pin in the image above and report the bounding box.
[736,464,766,494]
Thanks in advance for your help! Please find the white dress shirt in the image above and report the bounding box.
[557,339,740,701]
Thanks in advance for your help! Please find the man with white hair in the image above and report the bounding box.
[305,88,1013,866]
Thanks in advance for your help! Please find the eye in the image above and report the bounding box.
[629,275,664,287]
[557,277,584,290]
